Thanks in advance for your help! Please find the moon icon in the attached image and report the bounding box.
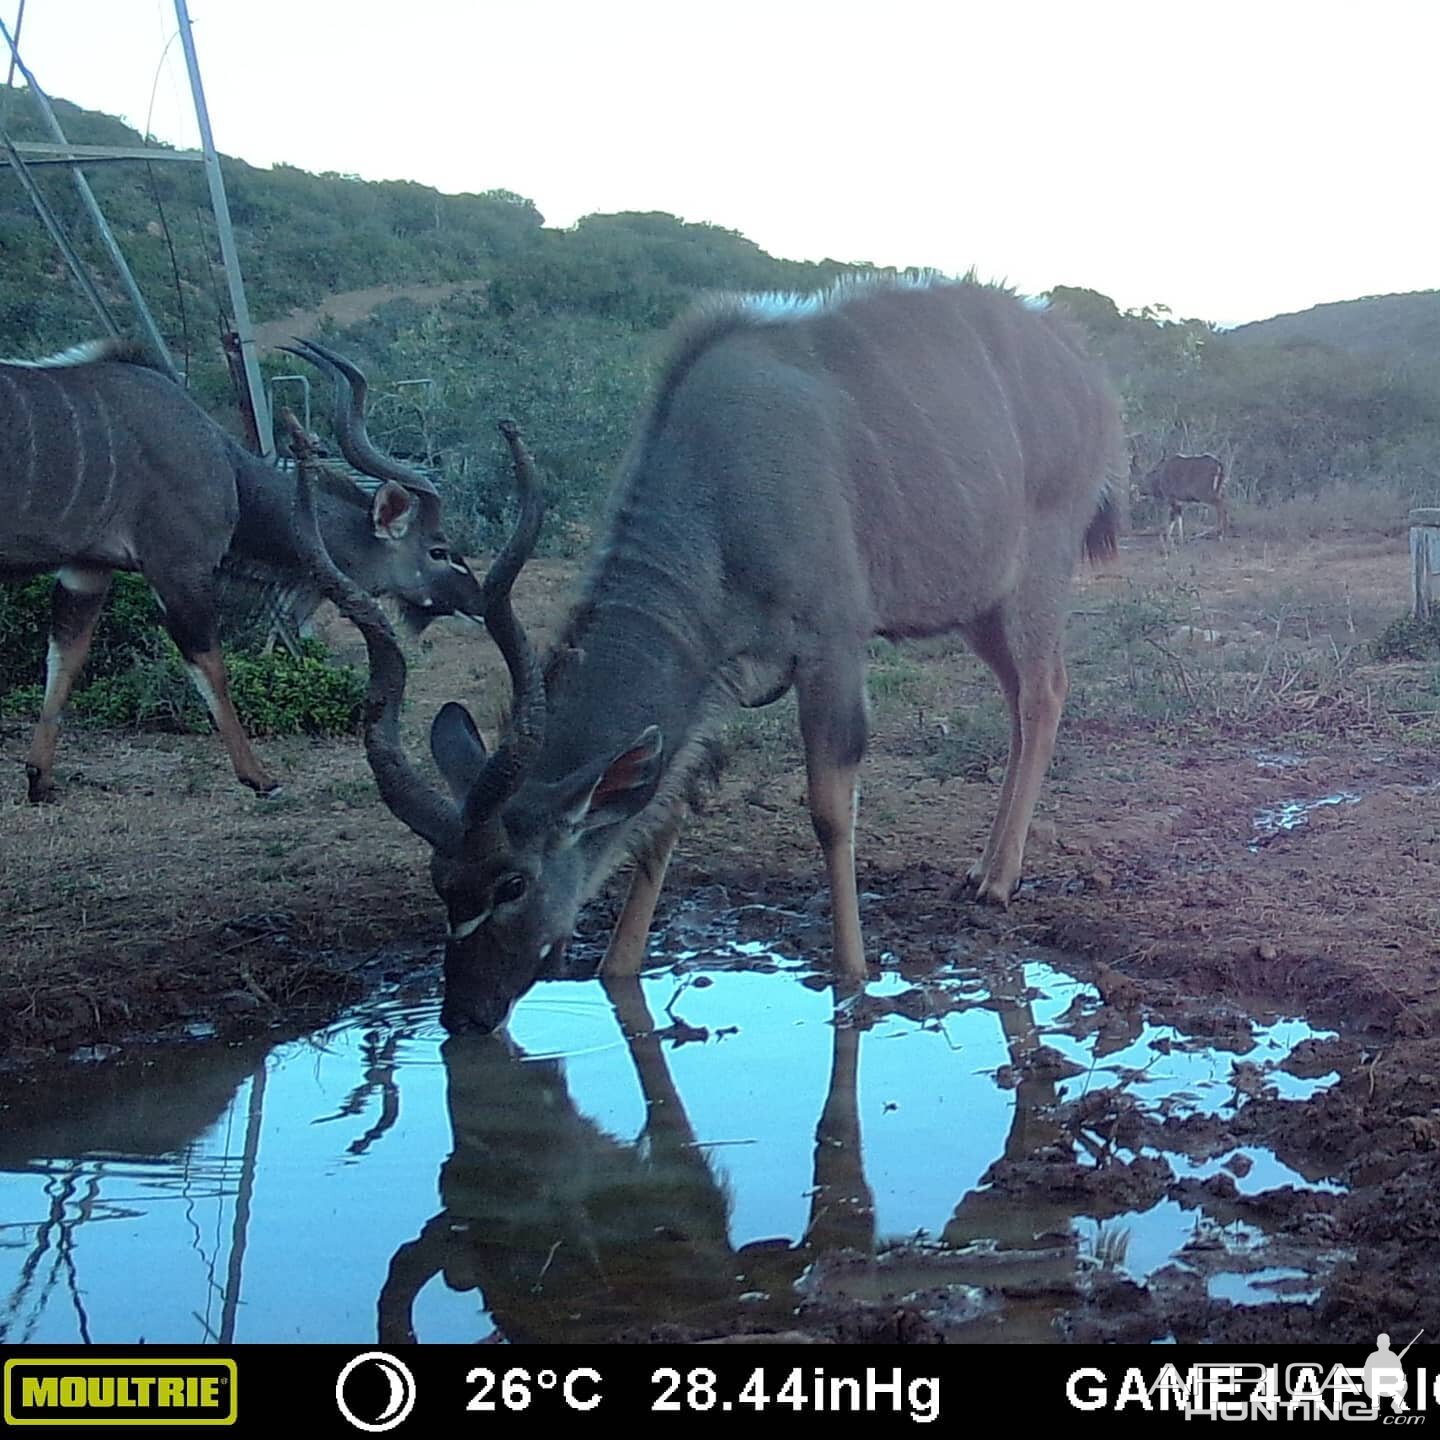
[335,1352,418,1432]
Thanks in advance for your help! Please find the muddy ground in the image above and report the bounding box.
[3,526,1440,1344]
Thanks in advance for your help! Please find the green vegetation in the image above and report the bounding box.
[1049,285,1440,516]
[0,574,364,737]
[4,87,1440,740]
[1372,612,1440,662]
[5,87,1437,549]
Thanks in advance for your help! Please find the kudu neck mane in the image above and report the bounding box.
[537,540,721,788]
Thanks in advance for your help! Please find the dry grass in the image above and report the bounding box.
[1230,478,1425,542]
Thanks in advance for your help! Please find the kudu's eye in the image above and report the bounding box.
[494,873,528,905]
[428,546,449,562]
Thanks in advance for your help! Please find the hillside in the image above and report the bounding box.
[3,87,1440,541]
[1228,290,1440,362]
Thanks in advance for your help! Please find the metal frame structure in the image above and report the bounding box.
[0,0,273,452]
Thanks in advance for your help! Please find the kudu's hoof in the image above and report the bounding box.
[244,776,283,797]
[24,764,56,805]
[964,868,1020,907]
[974,884,1016,909]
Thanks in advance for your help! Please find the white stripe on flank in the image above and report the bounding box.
[51,378,86,526]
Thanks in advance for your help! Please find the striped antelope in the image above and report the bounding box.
[1140,452,1228,544]
[303,277,1124,1033]
[0,338,482,801]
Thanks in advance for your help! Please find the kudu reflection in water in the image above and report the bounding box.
[0,1034,276,1345]
[377,977,875,1345]
[375,969,1113,1343]
[0,969,1111,1341]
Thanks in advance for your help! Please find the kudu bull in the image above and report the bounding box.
[0,337,482,801]
[307,277,1124,1033]
[1140,453,1227,544]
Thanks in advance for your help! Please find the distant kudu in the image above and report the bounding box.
[0,337,482,801]
[300,278,1123,1033]
[1140,453,1227,544]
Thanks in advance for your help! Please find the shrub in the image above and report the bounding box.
[0,573,165,693]
[0,577,364,737]
[226,641,365,737]
[1372,612,1440,662]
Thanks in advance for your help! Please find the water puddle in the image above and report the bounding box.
[1250,791,1361,848]
[0,912,1343,1343]
[1252,750,1308,770]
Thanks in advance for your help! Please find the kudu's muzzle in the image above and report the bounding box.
[439,937,547,1035]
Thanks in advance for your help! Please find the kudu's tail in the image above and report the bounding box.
[1083,491,1120,566]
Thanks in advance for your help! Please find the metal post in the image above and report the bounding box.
[1409,509,1440,621]
[4,0,24,90]
[0,15,179,380]
[173,0,273,457]
[268,374,312,437]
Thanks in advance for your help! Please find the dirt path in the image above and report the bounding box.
[251,281,485,353]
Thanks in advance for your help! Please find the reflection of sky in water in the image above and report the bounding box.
[1028,962,1338,1119]
[1208,1267,1319,1305]
[516,972,1015,1247]
[0,944,1345,1343]
[0,1015,462,1344]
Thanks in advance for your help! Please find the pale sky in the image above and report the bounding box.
[3,0,1435,326]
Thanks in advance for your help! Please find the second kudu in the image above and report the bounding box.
[1140,452,1228,544]
[0,337,482,801]
[310,277,1124,1032]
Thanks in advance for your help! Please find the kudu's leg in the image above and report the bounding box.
[960,608,1022,889]
[963,607,1068,905]
[602,809,683,976]
[804,1017,876,1253]
[797,661,869,984]
[25,565,113,802]
[151,573,278,795]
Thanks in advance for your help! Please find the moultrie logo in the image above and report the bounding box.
[3,1358,236,1426]
[334,1352,417,1433]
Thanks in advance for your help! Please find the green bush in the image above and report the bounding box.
[0,576,364,737]
[225,642,366,737]
[1372,612,1440,662]
[0,573,165,690]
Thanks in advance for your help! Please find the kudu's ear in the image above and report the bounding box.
[562,726,664,835]
[371,481,417,541]
[430,702,489,804]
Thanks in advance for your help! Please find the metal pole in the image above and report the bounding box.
[1,130,121,336]
[5,0,24,90]
[0,15,179,380]
[173,0,272,456]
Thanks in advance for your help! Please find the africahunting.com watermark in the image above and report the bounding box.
[1068,1332,1429,1422]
